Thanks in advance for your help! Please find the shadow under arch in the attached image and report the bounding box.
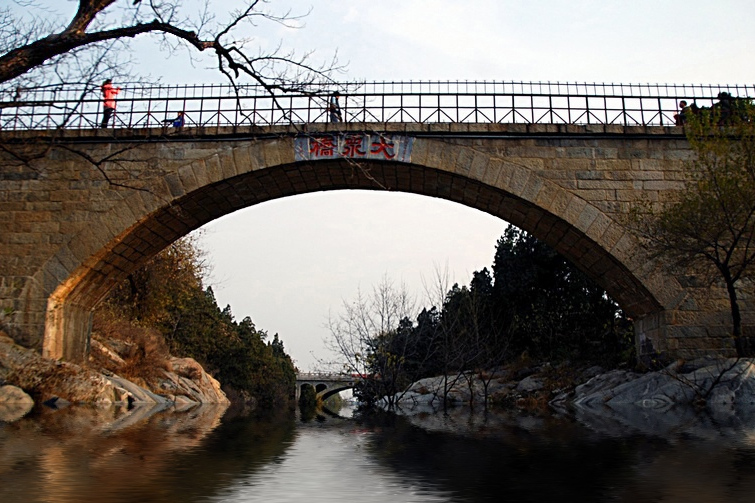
[319,386,355,403]
[40,147,666,362]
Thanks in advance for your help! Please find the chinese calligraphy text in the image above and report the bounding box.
[294,134,414,163]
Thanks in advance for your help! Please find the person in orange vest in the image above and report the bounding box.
[100,79,121,128]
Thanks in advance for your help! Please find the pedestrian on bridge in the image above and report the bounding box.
[100,79,121,128]
[163,111,186,128]
[329,91,342,123]
[675,100,689,126]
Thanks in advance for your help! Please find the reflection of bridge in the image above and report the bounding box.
[295,373,357,401]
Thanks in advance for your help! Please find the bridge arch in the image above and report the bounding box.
[319,386,354,402]
[315,383,328,394]
[0,124,738,362]
[296,374,356,401]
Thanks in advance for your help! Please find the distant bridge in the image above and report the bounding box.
[1,81,755,365]
[296,373,357,401]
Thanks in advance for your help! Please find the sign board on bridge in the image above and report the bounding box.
[294,134,414,163]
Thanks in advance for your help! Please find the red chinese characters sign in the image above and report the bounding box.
[294,134,414,162]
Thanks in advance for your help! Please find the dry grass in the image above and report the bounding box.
[91,313,172,382]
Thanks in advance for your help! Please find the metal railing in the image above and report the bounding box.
[1,81,752,131]
[296,372,355,381]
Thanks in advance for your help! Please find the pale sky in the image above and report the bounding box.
[22,1,755,370]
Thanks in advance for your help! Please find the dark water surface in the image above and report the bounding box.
[2,403,755,502]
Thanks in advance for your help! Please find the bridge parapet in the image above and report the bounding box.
[2,81,752,131]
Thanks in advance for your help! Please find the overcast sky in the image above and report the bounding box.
[33,1,755,371]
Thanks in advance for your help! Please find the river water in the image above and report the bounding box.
[2,401,755,502]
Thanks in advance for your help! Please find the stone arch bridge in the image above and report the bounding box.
[0,81,753,363]
[296,373,357,401]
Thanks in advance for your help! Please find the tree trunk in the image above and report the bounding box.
[723,269,746,356]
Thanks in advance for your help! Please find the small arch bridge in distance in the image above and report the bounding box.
[296,372,359,401]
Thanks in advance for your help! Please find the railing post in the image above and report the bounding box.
[639,95,645,126]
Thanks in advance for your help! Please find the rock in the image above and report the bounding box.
[0,337,126,404]
[516,375,545,393]
[106,375,170,405]
[0,384,33,403]
[568,359,755,413]
[0,330,228,406]
[150,357,229,404]
[42,396,71,409]
[580,365,605,380]
[551,358,755,438]
[0,385,34,422]
[89,338,126,369]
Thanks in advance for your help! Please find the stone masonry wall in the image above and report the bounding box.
[0,123,749,361]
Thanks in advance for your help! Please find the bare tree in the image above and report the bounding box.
[421,264,482,411]
[0,1,345,202]
[324,275,418,408]
[1,0,339,94]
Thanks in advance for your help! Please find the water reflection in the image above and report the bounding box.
[0,403,296,503]
[361,409,755,503]
[3,403,755,502]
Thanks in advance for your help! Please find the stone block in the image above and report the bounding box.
[454,147,476,177]
[533,182,562,212]
[215,148,238,180]
[577,179,634,190]
[468,151,490,182]
[410,138,431,166]
[642,180,686,191]
[506,165,532,196]
[177,164,200,193]
[163,173,185,198]
[561,195,587,226]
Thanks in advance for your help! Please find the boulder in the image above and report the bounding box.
[549,358,755,438]
[0,385,34,422]
[151,357,229,404]
[566,359,755,414]
[0,335,126,404]
[106,375,170,405]
[516,375,545,393]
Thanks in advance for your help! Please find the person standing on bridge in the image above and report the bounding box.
[100,79,121,128]
[329,91,342,123]
[675,100,689,126]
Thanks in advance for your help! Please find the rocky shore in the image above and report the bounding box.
[382,357,755,438]
[0,331,228,423]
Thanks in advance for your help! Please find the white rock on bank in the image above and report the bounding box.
[156,357,229,404]
[106,375,170,404]
[0,385,35,422]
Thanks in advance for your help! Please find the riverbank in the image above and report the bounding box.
[381,357,755,438]
[0,331,228,422]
